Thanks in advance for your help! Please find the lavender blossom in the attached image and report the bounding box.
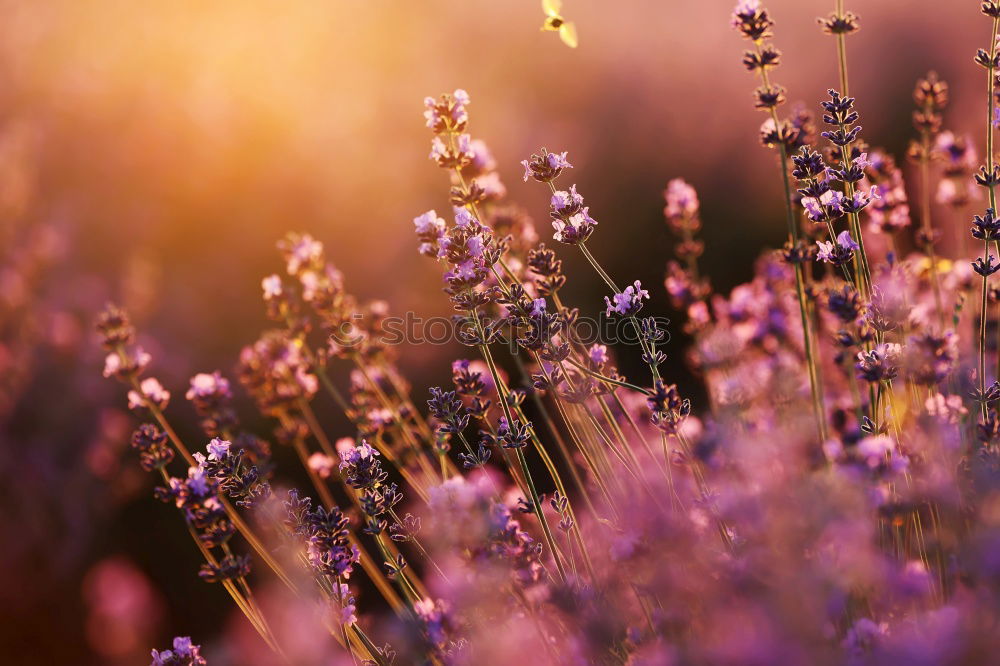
[339,439,387,490]
[423,89,470,134]
[197,438,271,509]
[131,424,175,472]
[521,149,572,183]
[855,343,901,383]
[185,371,236,437]
[127,377,170,411]
[414,210,447,257]
[284,490,359,579]
[155,464,236,550]
[150,636,206,666]
[497,416,533,449]
[102,347,151,381]
[604,280,650,317]
[427,386,470,435]
[816,230,859,265]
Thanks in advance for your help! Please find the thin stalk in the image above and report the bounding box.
[514,352,594,512]
[577,241,661,384]
[981,240,990,421]
[988,17,1000,382]
[474,316,568,583]
[918,125,945,328]
[562,356,651,394]
[753,41,829,442]
[834,0,850,97]
[351,354,442,486]
[387,507,450,583]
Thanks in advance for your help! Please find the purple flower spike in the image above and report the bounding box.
[522,149,572,183]
[150,635,206,666]
[604,280,650,317]
[816,230,858,265]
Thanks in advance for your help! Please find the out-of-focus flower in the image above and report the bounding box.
[127,377,170,411]
[308,452,335,479]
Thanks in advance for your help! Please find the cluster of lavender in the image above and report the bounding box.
[97,306,289,656]
[90,2,1000,663]
[150,636,206,666]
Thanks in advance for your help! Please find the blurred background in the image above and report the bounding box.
[0,0,988,662]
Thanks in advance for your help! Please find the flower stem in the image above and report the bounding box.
[753,42,829,443]
[474,316,568,584]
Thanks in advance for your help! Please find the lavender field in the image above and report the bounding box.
[5,1,1000,664]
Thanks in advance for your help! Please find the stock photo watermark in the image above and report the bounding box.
[328,312,671,352]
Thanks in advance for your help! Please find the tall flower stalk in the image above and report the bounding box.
[907,73,949,326]
[732,0,828,441]
[975,4,1000,418]
[422,90,571,583]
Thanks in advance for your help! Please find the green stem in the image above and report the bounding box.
[752,42,829,442]
[473,315,568,584]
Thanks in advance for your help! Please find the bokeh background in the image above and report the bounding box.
[0,0,988,662]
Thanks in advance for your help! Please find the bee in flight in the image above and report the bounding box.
[541,0,578,49]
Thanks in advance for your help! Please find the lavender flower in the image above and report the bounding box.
[127,377,170,411]
[413,210,447,257]
[155,464,235,549]
[198,553,251,583]
[238,331,319,413]
[663,178,699,222]
[102,347,151,381]
[972,208,1000,240]
[855,343,901,382]
[332,582,358,626]
[497,416,533,449]
[413,598,458,652]
[278,232,324,277]
[588,344,608,368]
[261,274,283,300]
[973,254,1000,277]
[131,424,175,472]
[904,332,957,386]
[96,304,135,349]
[818,9,860,36]
[423,89,470,134]
[429,133,473,169]
[150,636,206,666]
[84,34,1000,666]
[527,244,567,296]
[284,490,359,579]
[451,359,492,421]
[864,151,912,233]
[427,386,470,435]
[827,285,861,323]
[730,0,772,42]
[820,89,861,147]
[185,372,236,437]
[339,439,386,490]
[549,184,597,245]
[604,280,650,317]
[521,149,572,183]
[816,230,859,265]
[197,438,271,509]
